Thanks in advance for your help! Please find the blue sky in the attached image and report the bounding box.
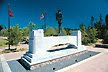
[0,0,108,29]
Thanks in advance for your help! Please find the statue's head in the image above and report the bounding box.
[57,9,62,14]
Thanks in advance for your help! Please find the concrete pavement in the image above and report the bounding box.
[57,46,108,72]
[0,51,25,72]
[0,47,108,72]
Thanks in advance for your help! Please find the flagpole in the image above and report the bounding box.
[8,3,11,50]
[44,12,46,31]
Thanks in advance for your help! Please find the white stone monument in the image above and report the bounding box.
[21,29,86,69]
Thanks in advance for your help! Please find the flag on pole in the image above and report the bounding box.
[40,13,45,20]
[9,9,13,17]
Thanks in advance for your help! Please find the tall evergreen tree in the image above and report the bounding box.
[99,14,102,25]
[94,14,104,39]
[105,14,108,29]
[80,23,90,45]
[91,16,94,27]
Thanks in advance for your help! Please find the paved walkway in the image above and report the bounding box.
[57,46,108,72]
[0,51,25,72]
[3,51,26,61]
[0,47,108,72]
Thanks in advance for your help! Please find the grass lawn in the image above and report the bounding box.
[0,37,8,48]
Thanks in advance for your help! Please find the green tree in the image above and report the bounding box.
[99,14,102,25]
[29,22,37,31]
[105,14,108,29]
[91,16,94,27]
[8,25,22,49]
[20,27,29,42]
[0,24,3,31]
[103,14,108,43]
[64,28,71,35]
[44,27,58,36]
[80,23,90,45]
[20,22,38,43]
[0,29,8,36]
[87,28,97,43]
[80,23,97,45]
[62,28,67,35]
[21,27,29,36]
[103,30,108,44]
[94,15,103,39]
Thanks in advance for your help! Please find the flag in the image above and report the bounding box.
[40,13,45,20]
[9,9,13,17]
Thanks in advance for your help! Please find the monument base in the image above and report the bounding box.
[21,45,86,70]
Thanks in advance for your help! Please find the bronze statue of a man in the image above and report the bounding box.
[56,9,63,34]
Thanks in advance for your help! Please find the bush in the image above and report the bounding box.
[0,37,8,47]
[44,27,58,36]
[80,24,97,45]
[7,25,22,46]
[0,29,8,37]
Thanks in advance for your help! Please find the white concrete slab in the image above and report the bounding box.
[0,54,11,72]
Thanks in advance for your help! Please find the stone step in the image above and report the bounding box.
[24,52,33,58]
[23,55,32,63]
[20,58,31,70]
